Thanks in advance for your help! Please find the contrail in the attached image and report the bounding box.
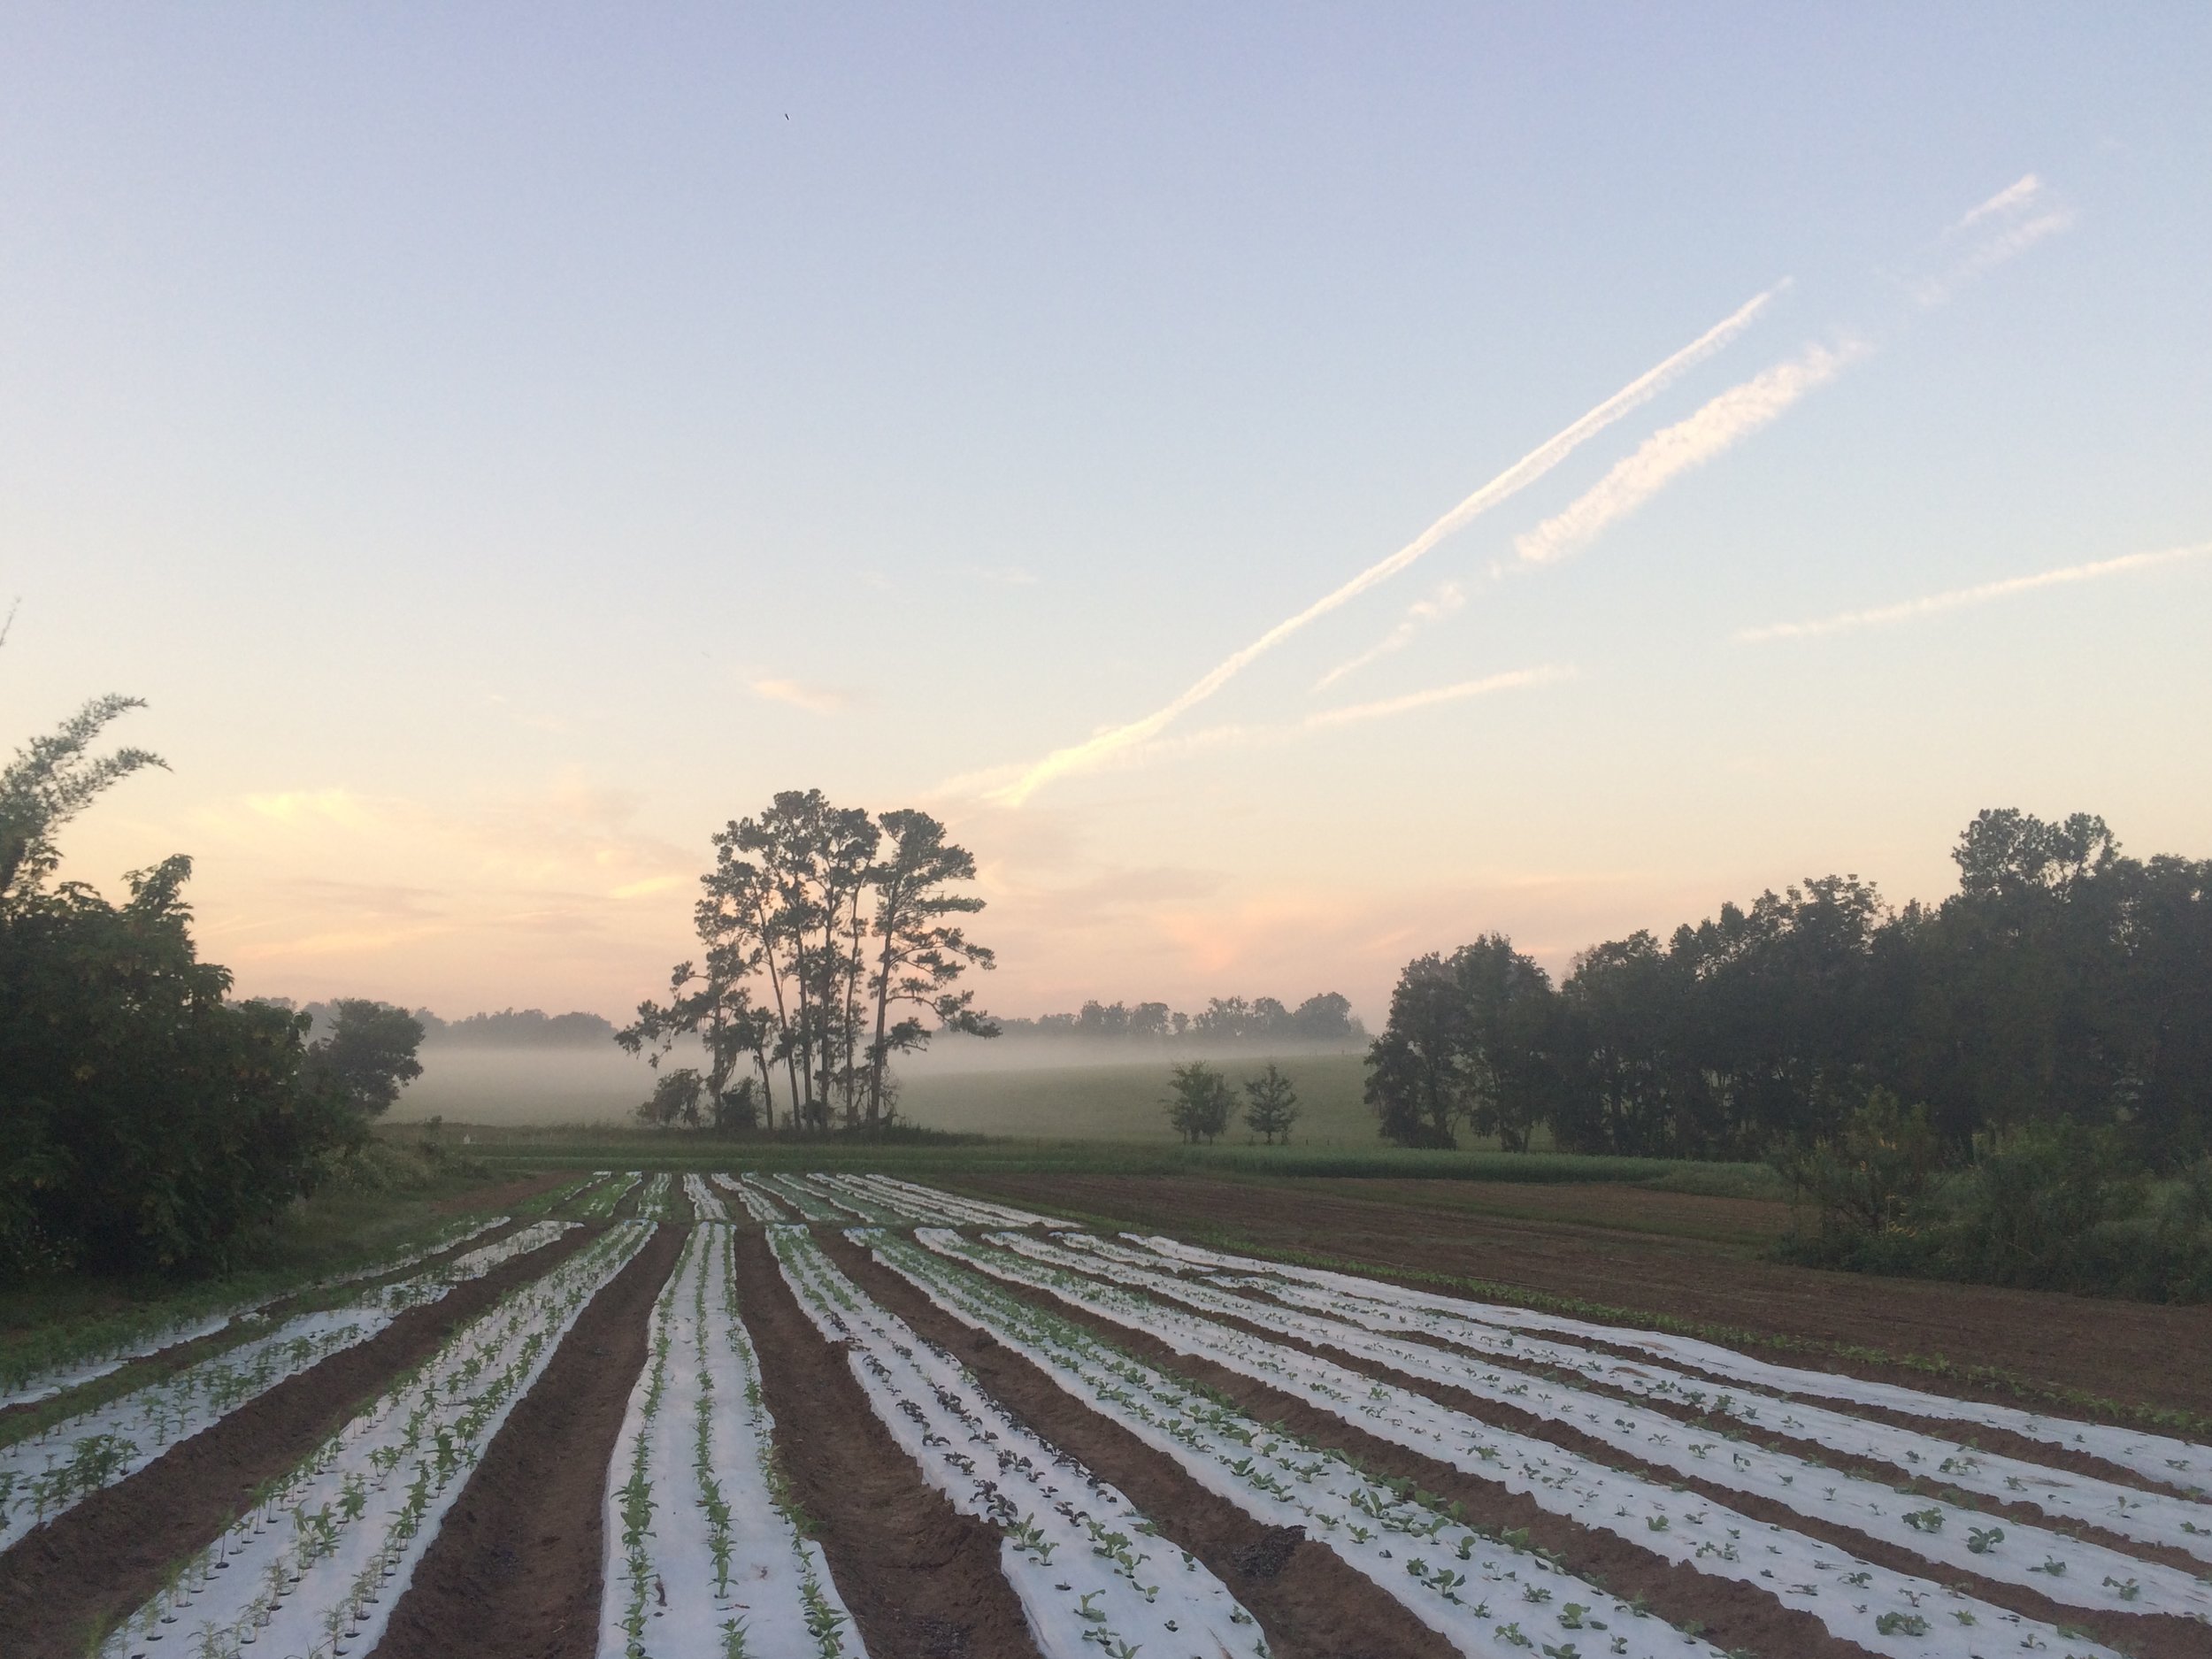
[990,285,1785,804]
[1312,580,1465,691]
[1738,542,2211,641]
[1304,664,1573,728]
[1510,338,1866,570]
[1957,173,2042,230]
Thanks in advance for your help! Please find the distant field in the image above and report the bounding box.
[897,1052,1372,1141]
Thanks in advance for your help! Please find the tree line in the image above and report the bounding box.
[266,1002,619,1048]
[618,789,995,1133]
[995,992,1364,1044]
[1365,809,2210,1166]
[1,694,424,1278]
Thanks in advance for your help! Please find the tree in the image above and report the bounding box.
[1243,1063,1300,1144]
[861,808,996,1126]
[637,1066,704,1130]
[1164,1062,1233,1143]
[2,687,355,1276]
[1364,954,1472,1147]
[303,1000,425,1116]
[623,794,996,1135]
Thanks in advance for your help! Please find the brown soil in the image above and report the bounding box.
[369,1223,684,1659]
[730,1228,1043,1659]
[0,1225,599,1659]
[434,1170,580,1215]
[961,1173,2212,1421]
[818,1232,1461,1659]
[943,1242,1865,1659]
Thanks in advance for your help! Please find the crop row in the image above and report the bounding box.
[770,1223,1270,1659]
[599,1222,862,1658]
[98,1222,653,1659]
[916,1223,2132,1659]
[0,1220,576,1550]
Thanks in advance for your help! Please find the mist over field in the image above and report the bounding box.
[388,1034,1370,1140]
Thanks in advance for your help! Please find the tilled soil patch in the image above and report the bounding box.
[962,1247,1872,1659]
[821,1231,1460,1659]
[368,1221,683,1659]
[961,1172,2212,1421]
[0,1225,602,1659]
[433,1170,580,1215]
[732,1228,1043,1659]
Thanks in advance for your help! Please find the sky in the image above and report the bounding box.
[4,4,2209,1025]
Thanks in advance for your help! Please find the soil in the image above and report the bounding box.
[434,1170,580,1215]
[730,1227,1044,1659]
[0,1225,600,1659]
[820,1231,1463,1659]
[368,1222,684,1659]
[959,1172,2212,1421]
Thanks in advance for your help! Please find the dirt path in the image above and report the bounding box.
[0,1225,600,1659]
[731,1228,1043,1659]
[961,1172,2212,1420]
[822,1231,1461,1659]
[369,1222,683,1659]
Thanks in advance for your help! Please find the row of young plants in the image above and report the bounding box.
[600,1223,863,1658]
[817,1174,1054,1231]
[1146,1236,2212,1563]
[572,1172,645,1220]
[712,1174,789,1224]
[1003,1230,2212,1624]
[768,1223,1271,1659]
[97,1222,654,1659]
[680,1173,732,1224]
[750,1175,849,1224]
[1134,1234,2212,1499]
[632,1174,681,1222]
[0,1219,577,1549]
[0,1210,524,1410]
[863,1227,1731,1659]
[919,1225,2129,1659]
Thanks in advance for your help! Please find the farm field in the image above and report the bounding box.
[4,1170,2208,1659]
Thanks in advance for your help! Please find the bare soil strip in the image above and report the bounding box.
[434,1170,581,1215]
[731,1227,1044,1659]
[962,1172,2212,1421]
[366,1221,682,1659]
[0,1225,600,1659]
[820,1231,1461,1659]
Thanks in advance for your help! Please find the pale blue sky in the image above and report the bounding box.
[4,5,2208,1017]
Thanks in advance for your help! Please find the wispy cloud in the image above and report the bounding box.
[1305,664,1575,728]
[1510,340,1866,570]
[1738,542,2211,642]
[1910,173,2075,307]
[961,564,1041,587]
[1314,580,1466,691]
[986,286,1785,804]
[749,677,851,715]
[1957,173,2044,230]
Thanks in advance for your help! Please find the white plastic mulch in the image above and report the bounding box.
[770,1225,1269,1659]
[0,1219,575,1552]
[598,1224,864,1658]
[1009,1231,2212,1622]
[97,1224,653,1659]
[921,1227,2131,1659]
[713,1173,790,1223]
[864,1228,1733,1659]
[681,1173,731,1223]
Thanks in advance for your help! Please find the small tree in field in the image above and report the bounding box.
[1164,1062,1233,1144]
[1243,1063,1300,1144]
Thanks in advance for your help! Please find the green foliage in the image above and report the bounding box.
[302,998,426,1116]
[1162,1063,1234,1144]
[1241,1063,1301,1144]
[0,687,361,1279]
[0,856,361,1275]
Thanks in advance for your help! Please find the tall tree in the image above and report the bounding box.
[302,1000,425,1116]
[1242,1063,1301,1144]
[862,808,996,1126]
